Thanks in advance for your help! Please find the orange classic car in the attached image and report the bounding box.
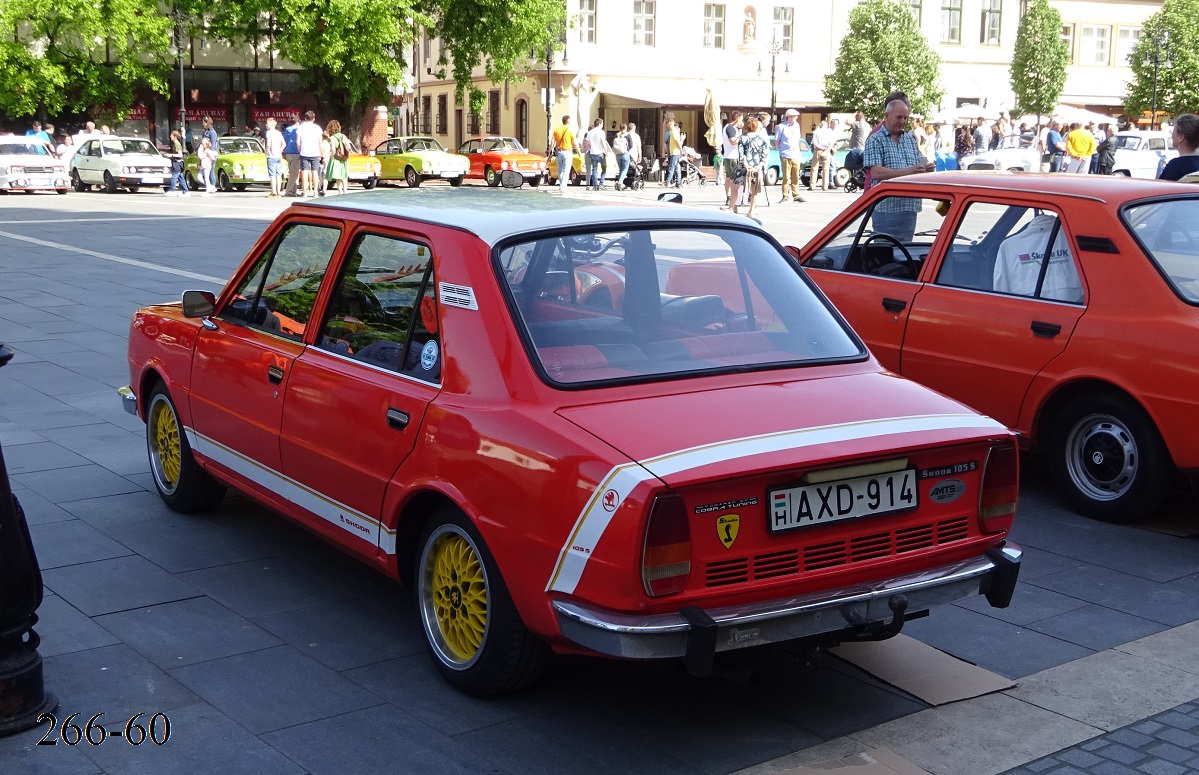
[119,189,1020,695]
[458,136,546,186]
[793,172,1199,523]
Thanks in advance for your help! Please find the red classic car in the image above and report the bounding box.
[795,172,1199,523]
[457,136,546,186]
[119,189,1021,695]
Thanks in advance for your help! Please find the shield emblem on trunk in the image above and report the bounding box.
[716,513,740,549]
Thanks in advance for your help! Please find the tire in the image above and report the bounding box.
[1050,393,1172,522]
[765,166,779,186]
[71,170,86,192]
[834,168,850,188]
[218,170,231,192]
[569,169,582,186]
[449,175,464,187]
[485,166,500,187]
[185,171,198,189]
[103,171,117,193]
[528,176,541,188]
[405,166,421,188]
[126,185,139,193]
[1114,170,1131,177]
[234,183,248,192]
[362,177,378,190]
[145,384,226,514]
[416,507,548,696]
[56,188,69,195]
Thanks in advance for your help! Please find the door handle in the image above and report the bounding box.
[882,297,907,313]
[266,365,285,384]
[1030,321,1062,338]
[387,408,410,430]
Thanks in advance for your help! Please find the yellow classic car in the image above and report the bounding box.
[184,137,269,191]
[371,137,468,188]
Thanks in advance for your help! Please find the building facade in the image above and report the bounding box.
[411,0,1161,159]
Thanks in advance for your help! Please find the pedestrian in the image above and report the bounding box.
[165,129,189,196]
[551,114,578,193]
[296,110,323,197]
[972,117,991,154]
[25,121,50,144]
[848,110,870,151]
[954,125,973,156]
[810,119,834,191]
[1088,122,1105,174]
[43,122,56,144]
[911,117,928,159]
[585,118,609,190]
[1158,114,1199,180]
[318,129,332,195]
[861,91,909,192]
[100,125,111,135]
[1096,124,1116,175]
[283,114,301,196]
[1064,122,1095,173]
[1045,120,1066,172]
[721,111,743,208]
[863,98,935,242]
[55,133,75,163]
[612,123,631,190]
[197,136,216,197]
[626,121,642,182]
[775,108,805,202]
[325,119,351,196]
[664,120,684,187]
[732,115,767,219]
[263,116,285,198]
[201,116,220,191]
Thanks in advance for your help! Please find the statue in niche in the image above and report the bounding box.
[743,8,756,45]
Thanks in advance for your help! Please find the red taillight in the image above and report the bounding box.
[979,444,1019,532]
[642,494,691,596]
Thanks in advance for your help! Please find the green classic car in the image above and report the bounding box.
[184,137,270,191]
[371,137,468,188]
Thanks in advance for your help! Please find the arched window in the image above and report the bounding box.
[516,99,529,148]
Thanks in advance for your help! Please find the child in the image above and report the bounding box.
[198,137,217,196]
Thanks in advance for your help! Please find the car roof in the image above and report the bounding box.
[292,188,757,245]
[877,171,1197,204]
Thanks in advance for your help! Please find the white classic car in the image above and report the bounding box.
[70,136,171,193]
[0,138,70,193]
[958,143,1044,173]
[1109,130,1177,179]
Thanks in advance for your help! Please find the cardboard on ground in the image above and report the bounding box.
[777,746,931,774]
[831,634,1014,706]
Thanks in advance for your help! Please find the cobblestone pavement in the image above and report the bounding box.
[1003,701,1199,775]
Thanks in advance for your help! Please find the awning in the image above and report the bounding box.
[599,77,823,112]
[600,77,709,107]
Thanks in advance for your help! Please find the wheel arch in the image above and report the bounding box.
[393,488,466,585]
[1032,378,1168,462]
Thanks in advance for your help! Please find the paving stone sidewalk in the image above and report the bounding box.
[1003,701,1199,775]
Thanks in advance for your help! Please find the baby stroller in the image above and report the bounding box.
[842,148,866,193]
[639,157,660,185]
[678,147,707,186]
[621,158,646,190]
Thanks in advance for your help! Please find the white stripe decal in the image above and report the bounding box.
[546,413,1006,595]
[186,428,393,553]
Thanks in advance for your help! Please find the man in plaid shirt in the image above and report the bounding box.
[863,99,936,242]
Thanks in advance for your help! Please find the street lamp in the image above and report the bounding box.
[169,10,188,147]
[1146,29,1171,130]
[756,31,787,125]
[542,37,568,157]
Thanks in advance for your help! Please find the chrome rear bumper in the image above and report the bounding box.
[553,544,1020,664]
[117,386,138,417]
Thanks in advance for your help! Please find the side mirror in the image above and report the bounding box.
[785,245,802,260]
[500,169,524,188]
[657,192,683,204]
[182,290,216,318]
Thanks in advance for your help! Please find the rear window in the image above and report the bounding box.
[1123,199,1199,304]
[496,227,863,386]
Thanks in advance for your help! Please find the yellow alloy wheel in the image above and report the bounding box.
[149,396,182,493]
[421,525,490,667]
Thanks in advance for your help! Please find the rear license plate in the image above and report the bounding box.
[769,468,917,533]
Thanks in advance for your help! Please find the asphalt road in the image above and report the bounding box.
[2,181,1198,775]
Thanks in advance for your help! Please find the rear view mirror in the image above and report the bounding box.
[182,290,216,318]
[657,192,682,204]
[501,170,524,188]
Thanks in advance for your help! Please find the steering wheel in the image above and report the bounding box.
[860,233,916,277]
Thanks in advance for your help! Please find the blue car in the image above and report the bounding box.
[765,137,812,186]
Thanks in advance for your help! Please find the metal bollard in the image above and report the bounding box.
[0,342,57,735]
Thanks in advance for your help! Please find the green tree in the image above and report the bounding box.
[0,0,171,119]
[419,0,566,114]
[823,0,942,121]
[1009,0,1068,123]
[1125,0,1199,121]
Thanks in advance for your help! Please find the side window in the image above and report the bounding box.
[979,207,1083,303]
[221,223,341,340]
[936,202,1035,292]
[315,233,441,383]
[805,196,948,280]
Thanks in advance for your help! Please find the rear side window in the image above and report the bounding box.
[496,227,862,386]
[1124,199,1199,304]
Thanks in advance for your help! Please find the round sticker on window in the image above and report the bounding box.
[420,296,438,334]
[421,340,439,371]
